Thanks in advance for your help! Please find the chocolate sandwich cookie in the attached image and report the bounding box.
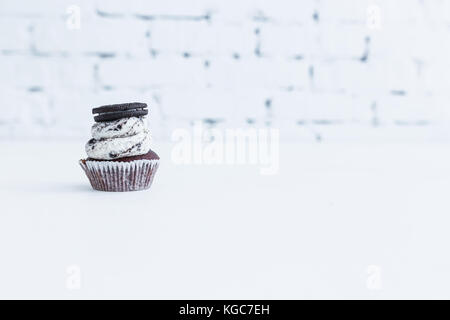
[93,102,148,122]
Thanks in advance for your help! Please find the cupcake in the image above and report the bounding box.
[79,102,159,192]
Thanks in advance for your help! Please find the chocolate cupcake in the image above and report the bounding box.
[79,103,159,192]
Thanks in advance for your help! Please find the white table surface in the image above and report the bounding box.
[1,140,450,299]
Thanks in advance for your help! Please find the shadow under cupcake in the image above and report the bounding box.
[79,102,159,192]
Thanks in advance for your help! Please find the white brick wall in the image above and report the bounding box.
[1,0,449,141]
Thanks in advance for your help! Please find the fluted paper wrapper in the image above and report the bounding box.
[79,159,159,192]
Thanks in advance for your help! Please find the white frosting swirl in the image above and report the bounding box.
[91,117,146,140]
[86,117,151,160]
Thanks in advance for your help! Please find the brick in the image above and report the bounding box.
[0,0,74,16]
[98,57,207,88]
[370,22,449,62]
[210,0,258,24]
[0,87,23,121]
[94,0,210,17]
[306,92,355,122]
[316,23,369,58]
[212,0,314,24]
[250,0,317,24]
[424,0,450,23]
[311,60,372,93]
[270,91,309,119]
[0,87,51,126]
[150,20,256,57]
[232,88,272,121]
[150,20,213,55]
[318,0,370,23]
[311,59,417,96]
[351,94,378,124]
[207,57,308,89]
[421,59,450,95]
[33,18,149,56]
[158,87,237,119]
[260,24,308,58]
[0,18,30,51]
[153,87,274,124]
[378,94,440,124]
[376,0,424,24]
[0,56,48,88]
[0,56,95,89]
[210,22,255,57]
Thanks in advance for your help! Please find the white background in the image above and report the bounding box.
[1,0,450,299]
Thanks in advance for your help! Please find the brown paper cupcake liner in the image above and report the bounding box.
[79,159,159,192]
